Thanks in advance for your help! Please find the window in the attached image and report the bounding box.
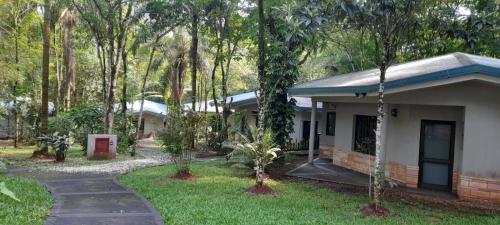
[252,111,259,127]
[353,115,377,155]
[326,112,336,136]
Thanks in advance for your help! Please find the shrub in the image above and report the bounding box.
[115,114,136,154]
[161,109,203,174]
[48,112,73,136]
[225,129,281,186]
[48,104,103,151]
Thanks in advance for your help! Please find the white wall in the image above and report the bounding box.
[319,103,336,146]
[234,103,324,143]
[142,114,164,138]
[322,80,500,178]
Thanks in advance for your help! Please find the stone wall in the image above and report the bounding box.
[329,146,418,188]
[386,161,419,188]
[319,145,334,159]
[458,175,500,203]
[324,145,500,202]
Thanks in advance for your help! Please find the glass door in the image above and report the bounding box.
[418,120,455,191]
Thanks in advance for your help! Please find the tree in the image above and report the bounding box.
[131,0,186,155]
[74,0,134,134]
[408,0,499,58]
[254,0,267,187]
[189,4,199,111]
[59,7,78,112]
[339,0,420,208]
[40,0,52,147]
[265,1,326,152]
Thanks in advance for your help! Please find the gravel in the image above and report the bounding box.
[37,148,170,175]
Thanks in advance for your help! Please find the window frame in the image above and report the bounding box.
[325,112,336,136]
[353,115,377,156]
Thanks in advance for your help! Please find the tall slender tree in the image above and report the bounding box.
[190,12,199,111]
[59,7,78,111]
[74,0,134,134]
[40,0,51,137]
[255,0,267,187]
[339,0,420,208]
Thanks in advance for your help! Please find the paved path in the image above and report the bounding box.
[42,174,164,225]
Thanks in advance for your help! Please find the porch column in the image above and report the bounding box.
[308,99,317,163]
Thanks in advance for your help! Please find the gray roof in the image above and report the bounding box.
[0,97,55,115]
[290,52,500,96]
[183,101,222,113]
[127,100,167,117]
[226,91,323,111]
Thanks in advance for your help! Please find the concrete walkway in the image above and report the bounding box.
[287,158,370,187]
[42,174,164,225]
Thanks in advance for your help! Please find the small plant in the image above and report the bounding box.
[37,133,70,162]
[226,129,281,187]
[0,182,20,202]
[161,108,203,177]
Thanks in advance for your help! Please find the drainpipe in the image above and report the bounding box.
[308,99,317,164]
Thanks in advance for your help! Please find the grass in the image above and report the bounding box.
[0,145,141,168]
[0,174,53,225]
[118,160,500,225]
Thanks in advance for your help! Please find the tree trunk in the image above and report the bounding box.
[121,42,128,136]
[133,45,157,155]
[256,0,266,187]
[104,17,116,134]
[190,14,199,111]
[12,83,18,148]
[61,9,77,112]
[97,44,107,102]
[13,20,19,148]
[373,65,387,207]
[211,42,221,116]
[40,0,51,138]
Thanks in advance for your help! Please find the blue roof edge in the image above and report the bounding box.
[289,65,500,96]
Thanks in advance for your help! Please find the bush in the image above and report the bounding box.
[48,104,103,151]
[206,114,233,155]
[48,112,73,136]
[115,113,136,154]
[161,109,203,174]
[225,129,281,186]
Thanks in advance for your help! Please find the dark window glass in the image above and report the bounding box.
[353,115,377,155]
[140,118,145,131]
[326,112,336,136]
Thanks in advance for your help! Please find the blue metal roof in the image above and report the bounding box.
[289,53,500,96]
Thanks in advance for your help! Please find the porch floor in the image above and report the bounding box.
[286,158,457,200]
[286,158,369,187]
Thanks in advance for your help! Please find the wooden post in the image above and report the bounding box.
[308,99,317,163]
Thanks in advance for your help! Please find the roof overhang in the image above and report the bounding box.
[289,65,500,97]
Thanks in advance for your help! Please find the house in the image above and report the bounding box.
[183,100,222,113]
[289,52,500,202]
[127,100,167,139]
[0,98,55,139]
[226,91,325,146]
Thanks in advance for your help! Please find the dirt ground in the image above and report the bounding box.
[267,155,500,214]
[0,139,14,147]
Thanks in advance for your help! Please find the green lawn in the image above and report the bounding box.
[118,160,500,225]
[0,174,53,225]
[0,146,141,168]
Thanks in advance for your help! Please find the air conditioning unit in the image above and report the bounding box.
[87,134,117,160]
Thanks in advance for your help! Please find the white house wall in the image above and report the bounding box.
[234,104,324,143]
[322,80,500,179]
[142,114,164,138]
[385,81,500,178]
